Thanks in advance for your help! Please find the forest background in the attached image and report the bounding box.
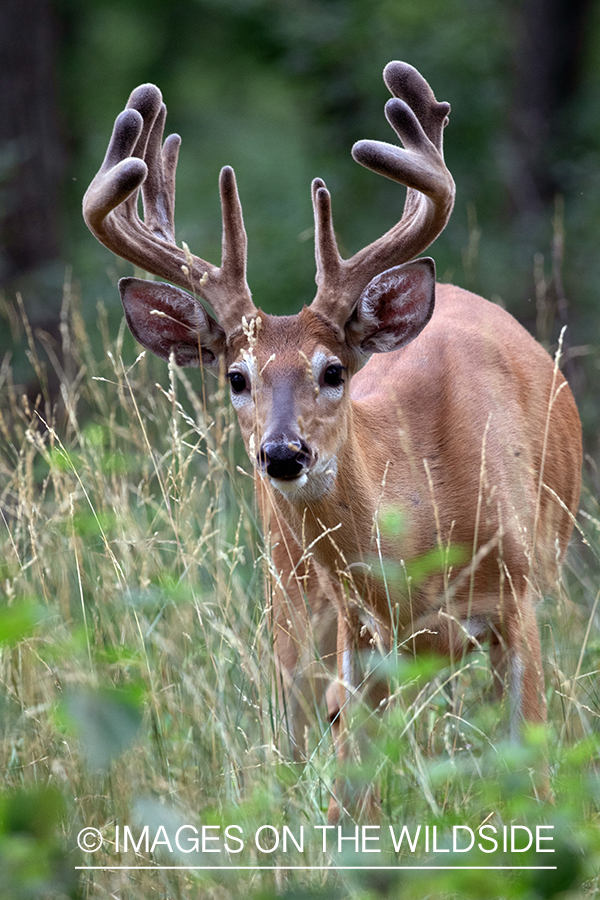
[3,0,600,433]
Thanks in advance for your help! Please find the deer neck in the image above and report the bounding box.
[265,402,384,572]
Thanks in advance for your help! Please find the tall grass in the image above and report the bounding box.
[0,284,599,899]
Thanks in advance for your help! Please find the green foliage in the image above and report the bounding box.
[0,600,46,647]
[61,686,144,771]
[0,787,78,899]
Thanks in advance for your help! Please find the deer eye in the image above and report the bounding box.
[227,371,247,394]
[323,364,345,387]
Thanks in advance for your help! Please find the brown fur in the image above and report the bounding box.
[240,284,581,821]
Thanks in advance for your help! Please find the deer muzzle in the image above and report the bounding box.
[258,437,312,481]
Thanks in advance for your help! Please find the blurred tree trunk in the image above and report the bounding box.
[509,0,592,220]
[0,0,63,284]
[0,0,64,288]
[509,0,592,388]
[0,0,65,401]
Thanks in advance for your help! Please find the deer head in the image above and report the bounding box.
[83,62,454,500]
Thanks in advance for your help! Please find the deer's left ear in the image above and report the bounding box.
[347,258,436,354]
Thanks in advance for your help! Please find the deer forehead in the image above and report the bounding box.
[227,310,346,377]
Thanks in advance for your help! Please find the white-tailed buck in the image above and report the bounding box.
[84,62,582,820]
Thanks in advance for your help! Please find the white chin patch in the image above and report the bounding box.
[269,472,308,494]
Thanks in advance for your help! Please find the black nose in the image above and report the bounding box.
[259,438,311,480]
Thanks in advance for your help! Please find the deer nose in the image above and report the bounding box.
[259,438,311,480]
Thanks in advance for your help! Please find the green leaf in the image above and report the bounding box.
[0,601,43,646]
[370,543,468,590]
[63,686,144,771]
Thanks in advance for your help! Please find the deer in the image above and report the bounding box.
[83,62,582,822]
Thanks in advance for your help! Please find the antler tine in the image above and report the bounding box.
[138,98,179,244]
[83,85,256,333]
[383,61,450,154]
[312,177,341,285]
[220,165,249,290]
[310,62,455,333]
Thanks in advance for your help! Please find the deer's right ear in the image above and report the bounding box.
[119,277,227,368]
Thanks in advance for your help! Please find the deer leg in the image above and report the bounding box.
[506,596,547,734]
[505,596,551,802]
[492,592,552,800]
[489,630,507,703]
[404,593,551,798]
[327,607,385,824]
[488,594,547,736]
[327,606,356,824]
[270,549,337,761]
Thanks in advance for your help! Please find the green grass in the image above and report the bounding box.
[1,286,599,899]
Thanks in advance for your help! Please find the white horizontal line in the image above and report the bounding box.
[75,865,557,871]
